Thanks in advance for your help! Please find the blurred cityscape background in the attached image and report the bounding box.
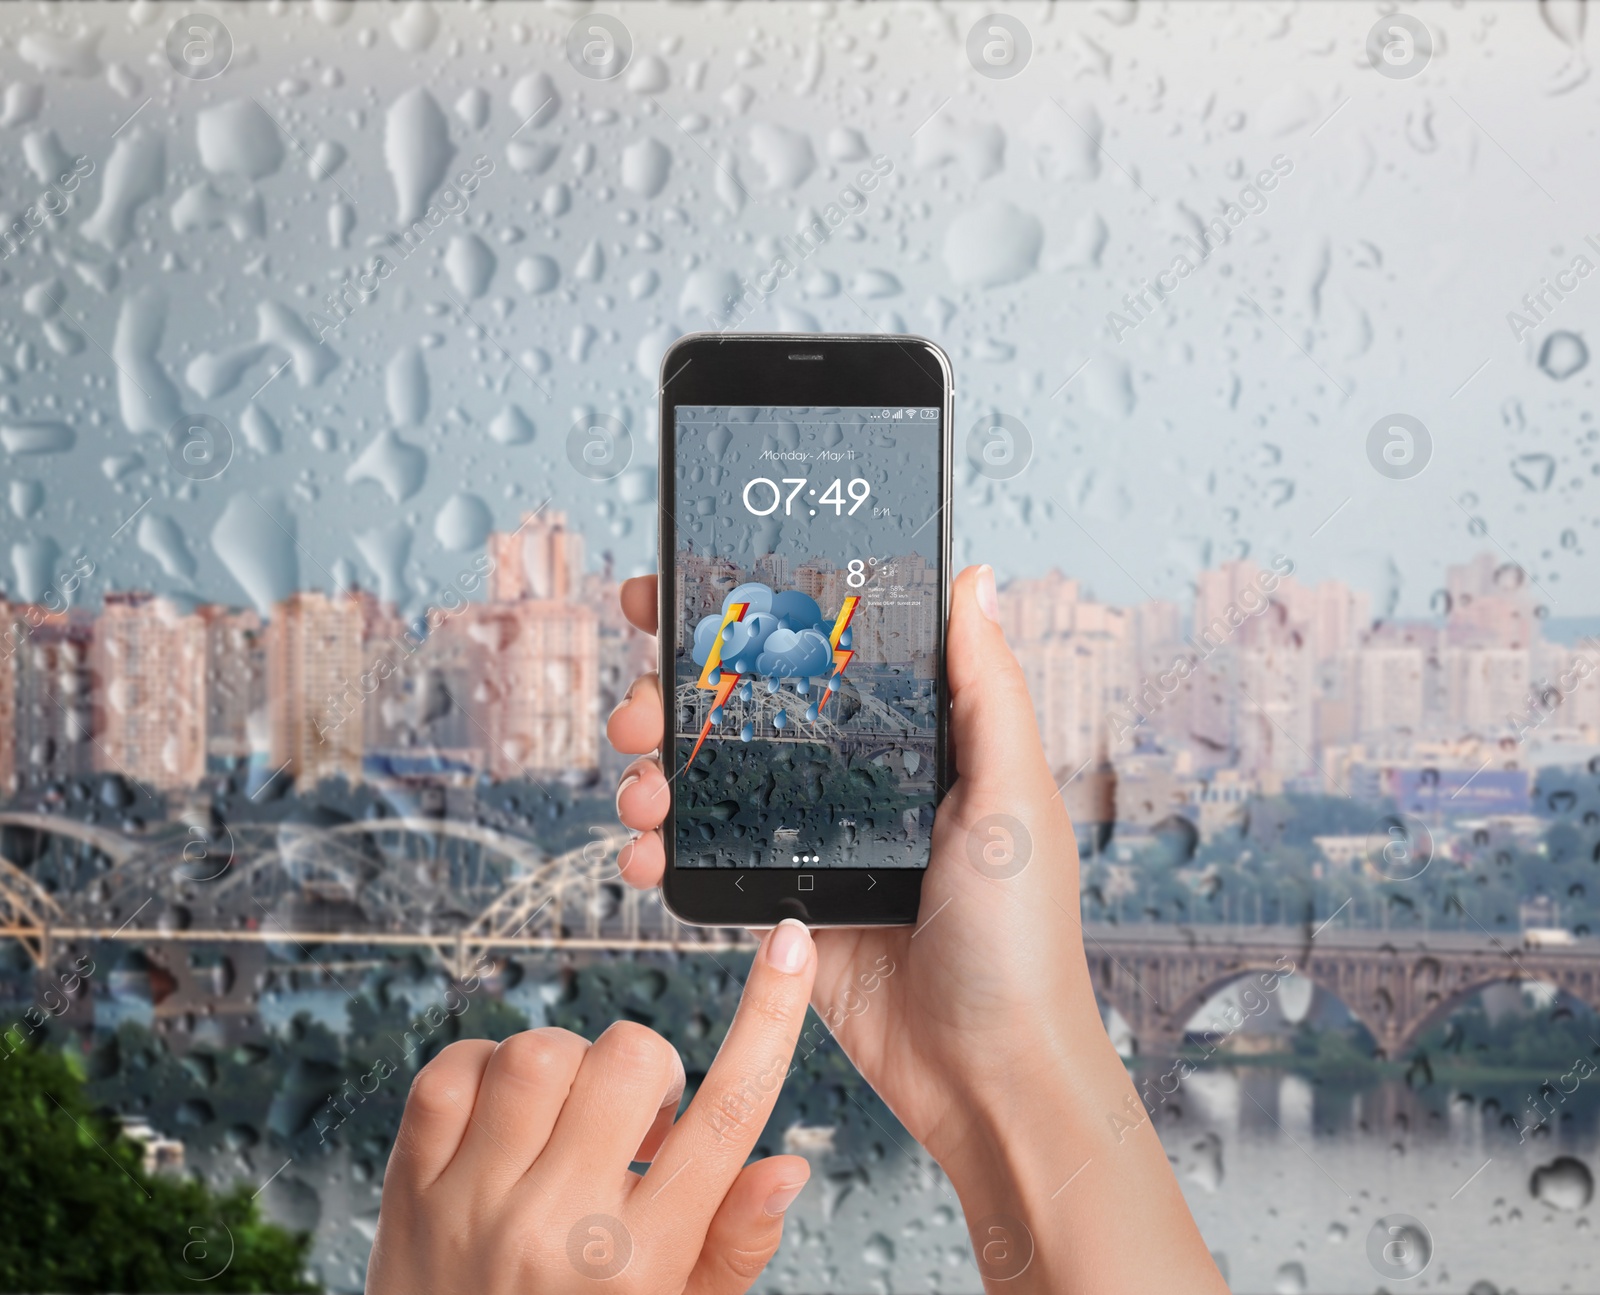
[2,2,1598,1292]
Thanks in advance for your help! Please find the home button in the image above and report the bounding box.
[774,896,810,923]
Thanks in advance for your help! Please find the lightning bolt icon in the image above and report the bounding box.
[686,602,748,769]
[818,595,860,712]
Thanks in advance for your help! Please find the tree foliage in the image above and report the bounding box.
[0,1039,317,1293]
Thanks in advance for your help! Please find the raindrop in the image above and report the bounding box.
[385,87,454,224]
[1538,331,1589,381]
[1272,1261,1307,1294]
[385,343,429,426]
[748,122,816,189]
[943,202,1043,288]
[433,492,492,552]
[8,480,43,519]
[488,405,535,446]
[1511,453,1557,491]
[516,255,560,295]
[197,99,285,179]
[1530,1156,1594,1210]
[444,233,497,299]
[1151,815,1199,866]
[620,137,672,197]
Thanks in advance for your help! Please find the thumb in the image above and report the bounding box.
[682,1155,811,1295]
[946,564,1056,801]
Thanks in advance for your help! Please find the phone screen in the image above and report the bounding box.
[670,405,942,870]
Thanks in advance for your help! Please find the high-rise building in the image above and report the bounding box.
[1193,560,1266,647]
[476,516,617,781]
[266,591,366,786]
[1001,574,1139,769]
[10,608,95,787]
[1233,645,1315,782]
[1309,580,1370,661]
[679,551,740,628]
[1016,633,1126,777]
[1351,647,1426,738]
[491,509,585,602]
[996,570,1082,644]
[1446,553,1537,650]
[350,592,420,757]
[93,593,207,791]
[1442,647,1531,733]
[488,601,600,779]
[198,606,265,765]
[750,554,791,588]
[1540,645,1600,733]
[1132,599,1182,676]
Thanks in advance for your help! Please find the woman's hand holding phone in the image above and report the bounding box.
[366,922,817,1295]
[610,565,1229,1293]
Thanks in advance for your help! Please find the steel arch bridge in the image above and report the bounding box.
[0,812,752,978]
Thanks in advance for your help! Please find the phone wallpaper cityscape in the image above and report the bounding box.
[672,406,941,868]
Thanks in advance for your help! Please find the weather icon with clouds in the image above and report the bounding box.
[687,581,859,762]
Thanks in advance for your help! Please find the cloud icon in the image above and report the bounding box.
[691,614,724,665]
[770,590,821,631]
[720,611,780,673]
[723,581,774,616]
[683,576,860,765]
[756,627,833,679]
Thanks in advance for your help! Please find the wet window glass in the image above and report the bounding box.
[0,3,1595,1292]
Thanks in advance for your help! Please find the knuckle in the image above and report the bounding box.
[405,1039,492,1117]
[705,1100,759,1144]
[719,1242,779,1283]
[408,1060,470,1119]
[492,1028,584,1087]
[742,984,799,1033]
[598,1020,677,1073]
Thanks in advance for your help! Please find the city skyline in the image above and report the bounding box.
[0,544,1591,818]
[1004,550,1596,835]
[0,511,651,797]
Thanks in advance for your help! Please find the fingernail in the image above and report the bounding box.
[976,565,1000,623]
[766,918,811,974]
[763,1180,808,1216]
[615,773,640,813]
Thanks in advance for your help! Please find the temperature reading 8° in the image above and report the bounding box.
[846,557,876,588]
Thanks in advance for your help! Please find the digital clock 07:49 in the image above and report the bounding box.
[742,476,872,516]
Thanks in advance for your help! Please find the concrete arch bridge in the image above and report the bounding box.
[1085,922,1600,1058]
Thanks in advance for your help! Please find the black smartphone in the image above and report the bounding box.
[656,334,953,927]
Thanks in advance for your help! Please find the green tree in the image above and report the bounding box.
[0,1038,317,1293]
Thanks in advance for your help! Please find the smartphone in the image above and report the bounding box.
[656,334,952,927]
